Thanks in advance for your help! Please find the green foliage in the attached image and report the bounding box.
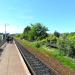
[23,23,48,41]
[68,40,75,57]
[46,35,57,47]
[54,31,60,38]
[31,23,48,40]
[40,39,47,45]
[57,37,69,56]
[16,22,75,58]
[57,35,75,57]
[23,26,31,40]
[16,38,75,71]
[23,26,31,33]
[35,41,41,48]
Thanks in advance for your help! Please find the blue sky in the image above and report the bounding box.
[0,0,75,33]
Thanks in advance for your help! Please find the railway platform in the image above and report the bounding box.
[0,42,31,75]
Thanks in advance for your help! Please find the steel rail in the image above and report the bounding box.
[15,39,58,75]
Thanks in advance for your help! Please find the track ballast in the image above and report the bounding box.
[15,40,58,75]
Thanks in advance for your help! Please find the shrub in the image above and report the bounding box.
[35,42,41,48]
[57,36,75,57]
[45,35,57,47]
[57,37,68,55]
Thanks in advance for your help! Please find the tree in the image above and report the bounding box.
[31,23,48,40]
[23,26,31,34]
[23,23,48,41]
[54,31,60,38]
[23,26,31,40]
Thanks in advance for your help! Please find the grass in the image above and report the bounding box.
[42,46,75,71]
[16,38,75,71]
[55,56,75,70]
[42,45,75,71]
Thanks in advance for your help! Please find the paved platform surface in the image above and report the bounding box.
[0,42,31,75]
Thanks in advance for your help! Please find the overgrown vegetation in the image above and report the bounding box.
[16,23,75,71]
[22,23,48,41]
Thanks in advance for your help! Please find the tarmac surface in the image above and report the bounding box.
[0,42,31,75]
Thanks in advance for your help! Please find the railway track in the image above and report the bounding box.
[15,40,58,75]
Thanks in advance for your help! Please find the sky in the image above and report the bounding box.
[0,0,75,34]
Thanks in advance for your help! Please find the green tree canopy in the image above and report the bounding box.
[23,26,31,34]
[23,23,48,41]
[31,23,48,40]
[54,31,60,38]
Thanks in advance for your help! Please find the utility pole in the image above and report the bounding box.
[5,24,6,34]
[5,24,6,39]
[5,24,9,39]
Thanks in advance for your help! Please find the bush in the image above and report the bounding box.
[35,42,41,48]
[57,36,75,57]
[45,35,57,47]
[68,40,75,57]
[54,31,60,38]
